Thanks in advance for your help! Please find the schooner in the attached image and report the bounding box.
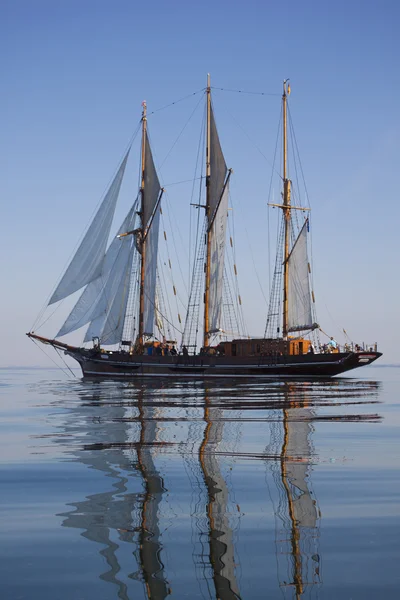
[28,76,381,378]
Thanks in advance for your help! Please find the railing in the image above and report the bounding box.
[318,342,378,354]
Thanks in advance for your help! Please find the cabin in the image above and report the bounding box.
[216,338,313,357]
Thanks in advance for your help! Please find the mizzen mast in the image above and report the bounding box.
[203,73,212,349]
[282,79,291,340]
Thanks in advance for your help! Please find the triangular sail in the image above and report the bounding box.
[56,204,137,337]
[142,132,160,228]
[143,205,161,336]
[49,148,130,305]
[208,182,229,333]
[84,245,134,345]
[208,105,227,225]
[287,221,314,332]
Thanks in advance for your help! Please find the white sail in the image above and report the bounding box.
[143,206,161,335]
[49,148,130,305]
[287,221,314,332]
[142,132,161,227]
[56,204,137,337]
[208,105,227,225]
[208,182,229,333]
[84,246,134,345]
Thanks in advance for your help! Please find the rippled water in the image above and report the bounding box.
[1,367,399,599]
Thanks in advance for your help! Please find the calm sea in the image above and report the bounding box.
[1,366,399,599]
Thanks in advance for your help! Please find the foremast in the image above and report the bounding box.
[138,101,148,351]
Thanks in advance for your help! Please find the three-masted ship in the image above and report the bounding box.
[28,77,381,378]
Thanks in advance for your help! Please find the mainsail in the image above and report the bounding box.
[143,205,161,335]
[207,104,229,334]
[287,221,314,332]
[208,182,229,333]
[56,204,137,338]
[49,147,130,305]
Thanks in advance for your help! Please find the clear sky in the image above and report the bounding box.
[2,0,399,366]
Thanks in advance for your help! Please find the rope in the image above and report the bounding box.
[163,176,202,187]
[30,338,75,379]
[211,86,279,97]
[224,106,281,176]
[55,347,78,378]
[159,92,205,169]
[148,88,205,116]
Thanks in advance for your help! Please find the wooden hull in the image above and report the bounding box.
[66,349,382,379]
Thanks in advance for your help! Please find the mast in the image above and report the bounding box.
[139,101,148,351]
[281,406,303,599]
[282,80,291,340]
[199,390,241,599]
[204,73,212,348]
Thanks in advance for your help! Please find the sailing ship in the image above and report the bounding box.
[27,76,382,378]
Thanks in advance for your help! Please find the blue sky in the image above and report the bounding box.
[2,0,399,366]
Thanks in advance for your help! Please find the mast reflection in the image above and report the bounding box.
[271,383,321,599]
[199,390,241,599]
[59,384,169,599]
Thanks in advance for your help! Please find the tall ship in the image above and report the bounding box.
[28,77,381,378]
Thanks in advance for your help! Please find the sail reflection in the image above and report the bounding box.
[199,394,241,599]
[49,378,381,599]
[59,386,169,599]
[269,384,321,598]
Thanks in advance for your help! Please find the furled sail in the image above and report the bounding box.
[49,148,131,305]
[208,182,229,333]
[287,221,314,332]
[143,206,161,335]
[142,132,160,228]
[56,204,137,337]
[208,105,227,225]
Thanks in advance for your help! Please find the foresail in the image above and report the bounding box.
[143,205,161,335]
[208,182,229,333]
[287,221,314,332]
[56,204,137,337]
[49,147,131,305]
[142,132,161,227]
[84,246,134,345]
[208,105,227,225]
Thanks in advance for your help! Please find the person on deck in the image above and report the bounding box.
[328,337,338,352]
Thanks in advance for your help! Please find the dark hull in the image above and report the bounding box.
[66,349,382,379]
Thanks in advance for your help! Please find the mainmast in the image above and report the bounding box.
[139,101,148,351]
[282,80,291,340]
[203,73,212,348]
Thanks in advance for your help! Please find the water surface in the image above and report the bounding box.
[1,367,399,599]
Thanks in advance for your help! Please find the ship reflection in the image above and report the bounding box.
[54,378,380,599]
